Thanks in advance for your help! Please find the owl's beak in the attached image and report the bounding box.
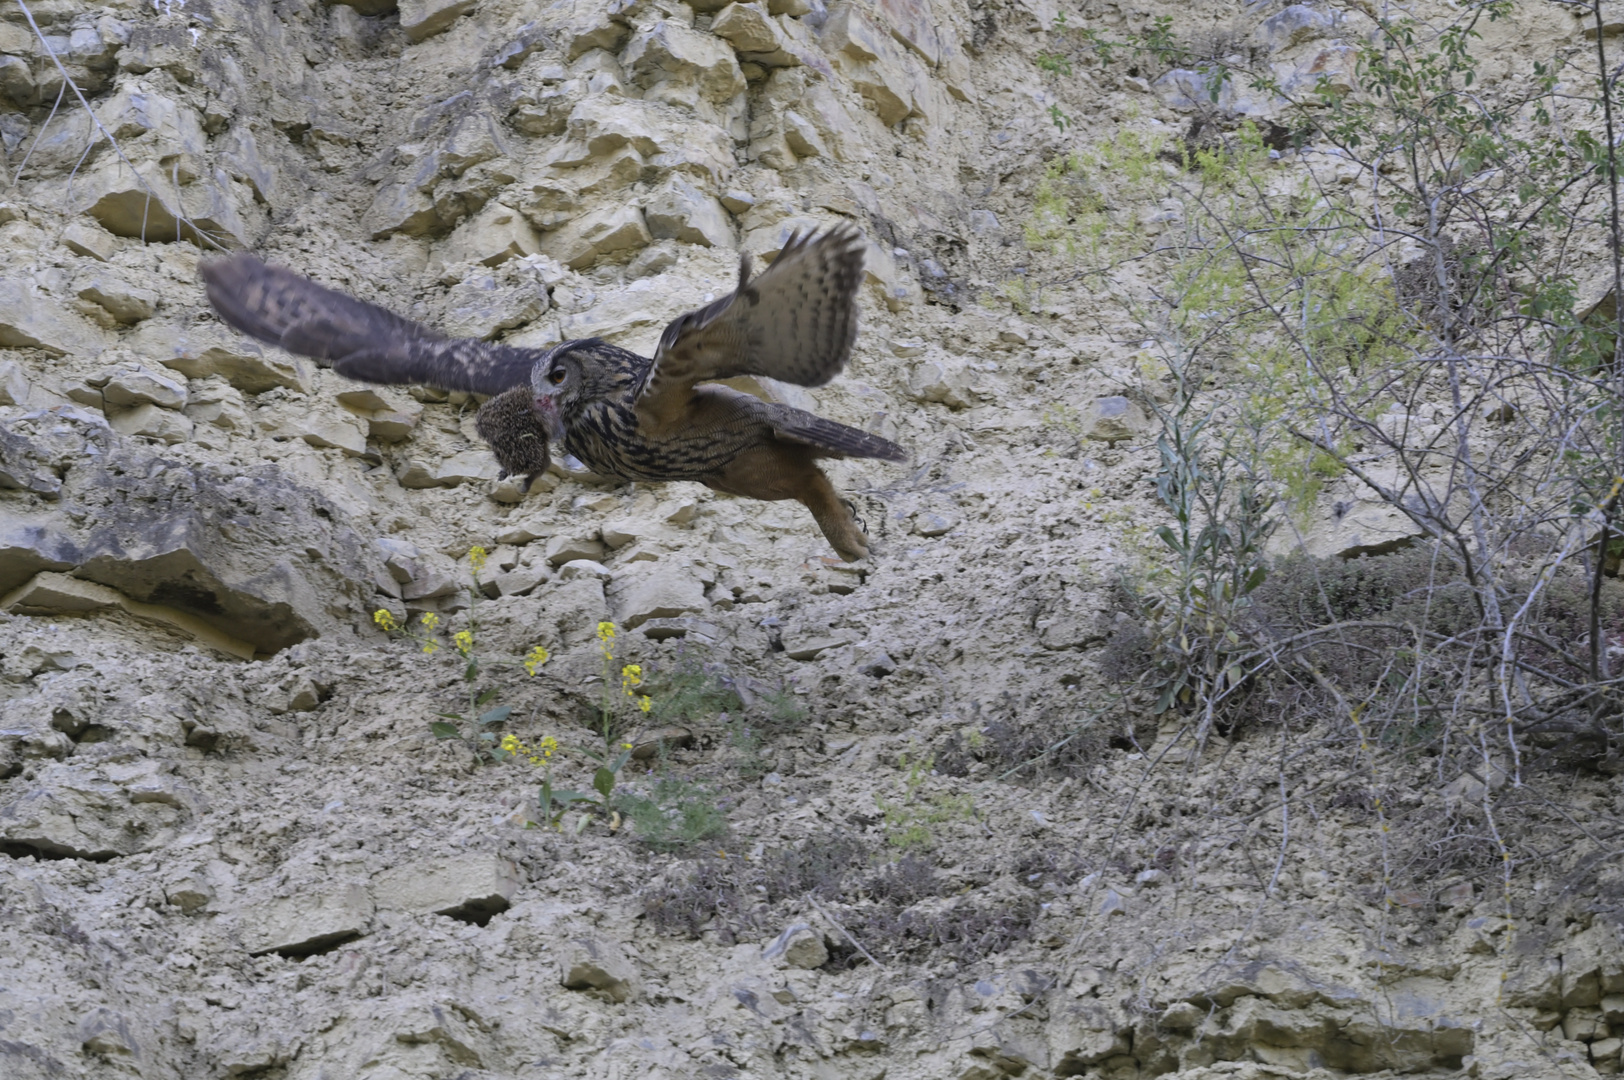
[533,394,567,444]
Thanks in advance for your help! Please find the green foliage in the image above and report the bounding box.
[618,777,728,850]
[373,546,551,764]
[876,752,977,851]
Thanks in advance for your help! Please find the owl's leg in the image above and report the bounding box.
[704,448,870,561]
[799,471,870,562]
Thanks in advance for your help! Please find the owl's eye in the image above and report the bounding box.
[548,369,566,386]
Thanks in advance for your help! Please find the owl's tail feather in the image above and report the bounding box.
[768,405,907,462]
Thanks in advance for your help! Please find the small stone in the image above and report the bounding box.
[376,538,420,584]
[888,338,927,357]
[783,631,854,661]
[601,519,641,549]
[559,559,612,582]
[1437,882,1473,908]
[493,564,550,595]
[629,725,694,761]
[914,512,958,538]
[1099,888,1127,916]
[496,520,551,545]
[0,360,31,406]
[293,413,369,456]
[401,556,462,601]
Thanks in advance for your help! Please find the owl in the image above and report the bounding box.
[202,225,904,560]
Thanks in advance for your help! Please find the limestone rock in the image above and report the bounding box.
[400,0,475,42]
[907,358,974,409]
[100,365,187,409]
[136,323,314,394]
[783,629,855,660]
[644,174,734,248]
[622,21,747,107]
[76,275,158,324]
[108,403,194,444]
[712,3,784,54]
[0,762,190,859]
[372,855,519,921]
[559,559,612,582]
[764,923,828,969]
[74,159,257,247]
[1080,396,1150,444]
[560,936,640,1002]
[0,360,31,406]
[606,561,707,628]
[241,884,374,957]
[62,221,119,261]
[0,277,110,358]
[546,535,606,566]
[540,205,652,269]
[1259,5,1335,50]
[0,413,384,653]
[438,202,540,268]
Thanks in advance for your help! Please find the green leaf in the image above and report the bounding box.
[477,705,511,727]
[593,766,616,800]
[476,687,501,706]
[1243,566,1268,595]
[430,721,460,740]
[608,748,632,773]
[550,789,596,806]
[477,731,496,743]
[464,660,478,683]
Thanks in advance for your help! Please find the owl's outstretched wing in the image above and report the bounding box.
[635,224,865,425]
[201,254,538,395]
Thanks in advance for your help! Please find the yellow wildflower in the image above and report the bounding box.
[453,630,474,656]
[622,742,634,750]
[639,695,652,713]
[620,663,642,693]
[468,545,488,571]
[373,609,397,631]
[500,734,521,754]
[422,641,439,655]
[524,645,551,676]
[538,735,558,758]
[596,621,616,642]
[420,612,441,630]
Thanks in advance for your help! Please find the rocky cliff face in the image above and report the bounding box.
[1,0,1621,1078]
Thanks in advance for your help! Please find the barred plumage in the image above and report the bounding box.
[202,224,905,561]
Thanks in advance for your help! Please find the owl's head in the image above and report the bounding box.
[530,339,617,440]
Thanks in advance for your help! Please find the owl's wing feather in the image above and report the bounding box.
[201,254,538,395]
[765,404,907,462]
[636,224,865,423]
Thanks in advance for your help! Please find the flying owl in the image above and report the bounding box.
[201,225,905,561]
